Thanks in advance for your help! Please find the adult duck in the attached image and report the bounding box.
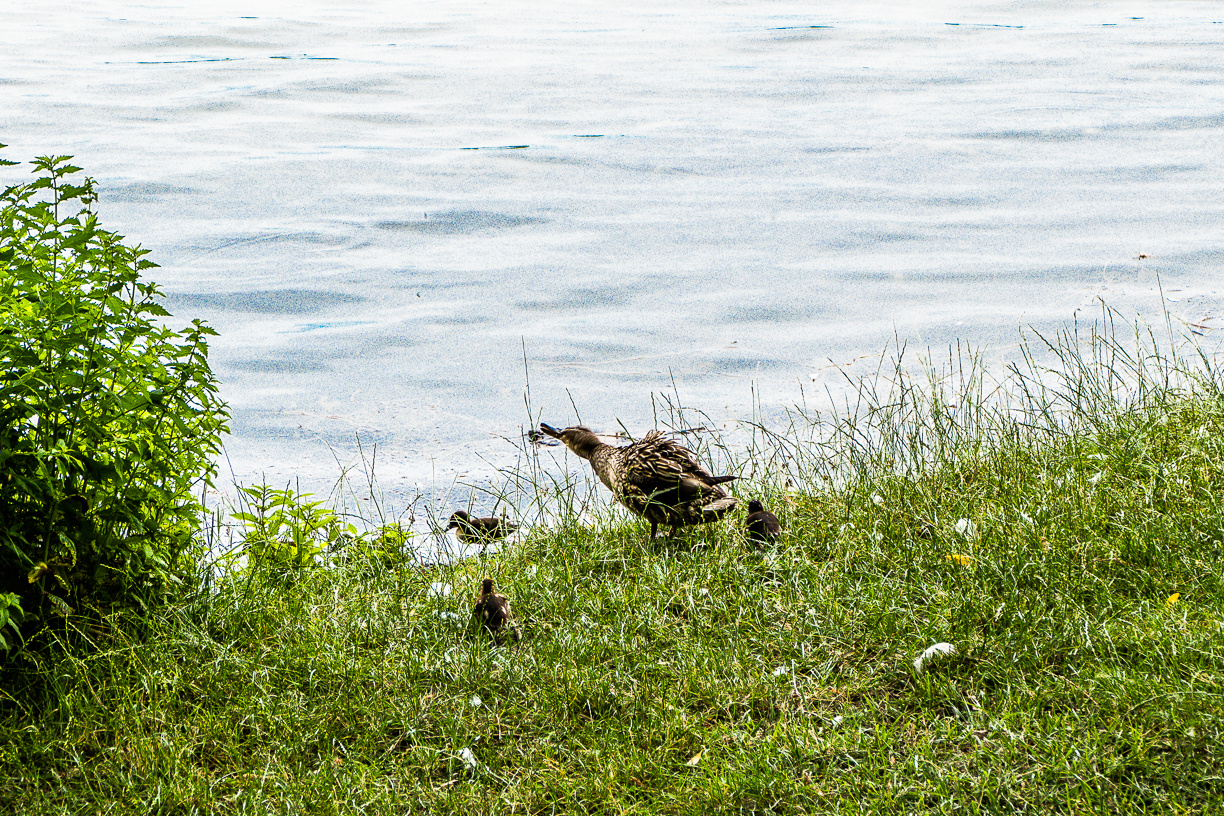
[538,423,737,538]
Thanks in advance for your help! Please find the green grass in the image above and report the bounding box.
[3,319,1224,814]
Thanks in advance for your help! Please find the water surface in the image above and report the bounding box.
[4,0,1223,527]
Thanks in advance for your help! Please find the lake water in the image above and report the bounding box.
[4,0,1224,540]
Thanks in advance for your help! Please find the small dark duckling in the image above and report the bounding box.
[539,422,738,538]
[446,511,517,545]
[745,499,781,543]
[472,578,521,642]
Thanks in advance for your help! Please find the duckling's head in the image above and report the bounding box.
[747,500,765,514]
[539,423,603,461]
[446,510,471,529]
[480,578,495,595]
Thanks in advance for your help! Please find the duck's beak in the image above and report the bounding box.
[539,423,563,439]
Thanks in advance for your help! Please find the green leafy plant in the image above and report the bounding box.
[0,147,228,641]
[0,592,21,651]
[229,485,353,575]
[332,521,420,574]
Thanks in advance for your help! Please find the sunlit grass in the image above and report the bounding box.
[3,315,1224,814]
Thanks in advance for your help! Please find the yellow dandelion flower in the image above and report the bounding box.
[1166,593,1180,606]
[946,553,974,566]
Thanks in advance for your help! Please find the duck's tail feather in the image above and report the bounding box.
[701,496,739,514]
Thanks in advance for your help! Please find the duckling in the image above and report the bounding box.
[745,499,781,543]
[446,511,517,545]
[472,578,521,642]
[538,422,738,538]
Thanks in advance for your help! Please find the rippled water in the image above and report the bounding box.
[4,0,1224,525]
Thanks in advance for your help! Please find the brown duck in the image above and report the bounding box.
[446,511,517,545]
[745,499,781,543]
[472,578,520,642]
[538,423,738,538]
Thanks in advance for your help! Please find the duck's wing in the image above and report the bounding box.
[473,517,505,537]
[747,511,781,538]
[490,594,514,630]
[622,431,735,491]
[619,432,737,517]
[497,596,523,642]
[473,594,502,628]
[620,432,683,492]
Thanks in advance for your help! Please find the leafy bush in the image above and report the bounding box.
[0,147,228,642]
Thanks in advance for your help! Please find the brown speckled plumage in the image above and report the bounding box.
[473,578,520,642]
[539,423,738,538]
[447,511,516,544]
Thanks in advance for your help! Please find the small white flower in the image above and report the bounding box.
[773,665,790,677]
[871,493,884,506]
[954,518,978,540]
[458,747,478,770]
[830,715,845,729]
[470,695,482,708]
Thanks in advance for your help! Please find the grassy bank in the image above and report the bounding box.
[2,322,1224,814]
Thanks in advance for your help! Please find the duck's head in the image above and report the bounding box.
[539,423,603,460]
[446,510,471,529]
